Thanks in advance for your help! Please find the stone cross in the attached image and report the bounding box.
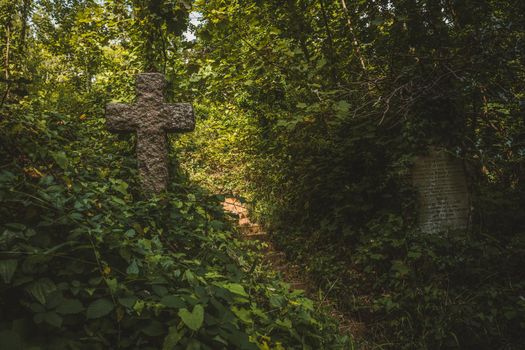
[105,73,195,195]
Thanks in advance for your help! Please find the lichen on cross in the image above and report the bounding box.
[105,73,195,195]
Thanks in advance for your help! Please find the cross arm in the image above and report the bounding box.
[106,103,137,133]
[162,103,195,132]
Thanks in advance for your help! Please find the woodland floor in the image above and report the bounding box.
[221,198,366,342]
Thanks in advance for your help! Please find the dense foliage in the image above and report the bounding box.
[1,0,525,349]
[175,0,525,348]
[1,104,351,349]
[0,0,350,349]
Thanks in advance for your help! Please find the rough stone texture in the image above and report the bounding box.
[412,150,470,234]
[106,73,195,195]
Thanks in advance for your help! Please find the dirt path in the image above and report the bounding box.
[222,198,365,339]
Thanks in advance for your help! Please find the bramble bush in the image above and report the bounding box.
[174,1,525,348]
[0,104,351,349]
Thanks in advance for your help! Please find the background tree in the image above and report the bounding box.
[175,0,525,348]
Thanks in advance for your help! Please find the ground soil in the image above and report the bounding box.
[221,198,366,340]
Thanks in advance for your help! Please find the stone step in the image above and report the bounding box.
[240,225,261,234]
[264,251,286,260]
[239,221,260,228]
[248,224,261,233]
[269,261,289,270]
[290,281,308,291]
[239,218,251,226]
[244,232,269,241]
[222,199,316,296]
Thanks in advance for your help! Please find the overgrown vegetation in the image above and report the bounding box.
[1,103,350,349]
[1,0,525,349]
[176,0,525,348]
[0,0,350,348]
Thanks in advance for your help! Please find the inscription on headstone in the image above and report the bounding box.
[105,73,195,195]
[412,150,469,234]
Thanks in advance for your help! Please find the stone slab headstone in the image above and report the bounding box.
[412,150,469,234]
[105,73,195,195]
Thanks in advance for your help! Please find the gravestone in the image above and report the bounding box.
[105,73,195,195]
[412,150,469,234]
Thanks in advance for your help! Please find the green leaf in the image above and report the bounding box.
[51,151,68,169]
[209,220,224,230]
[0,259,18,283]
[152,284,168,297]
[29,302,45,313]
[124,229,136,238]
[391,260,410,277]
[186,339,202,350]
[223,283,248,297]
[232,307,252,324]
[163,326,184,350]
[56,299,84,315]
[86,298,114,319]
[105,277,118,293]
[276,318,292,329]
[111,196,126,206]
[45,291,64,309]
[118,296,137,308]
[0,170,16,184]
[142,320,165,336]
[43,312,63,328]
[69,212,83,220]
[133,299,145,315]
[126,260,139,275]
[334,100,351,118]
[112,179,129,195]
[407,250,422,259]
[269,295,285,308]
[178,304,204,331]
[160,295,185,308]
[183,269,195,284]
[4,223,26,231]
[26,278,57,304]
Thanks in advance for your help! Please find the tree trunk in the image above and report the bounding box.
[1,23,11,108]
[319,0,338,83]
[339,0,366,71]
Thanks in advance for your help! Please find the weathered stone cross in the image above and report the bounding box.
[105,73,195,195]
